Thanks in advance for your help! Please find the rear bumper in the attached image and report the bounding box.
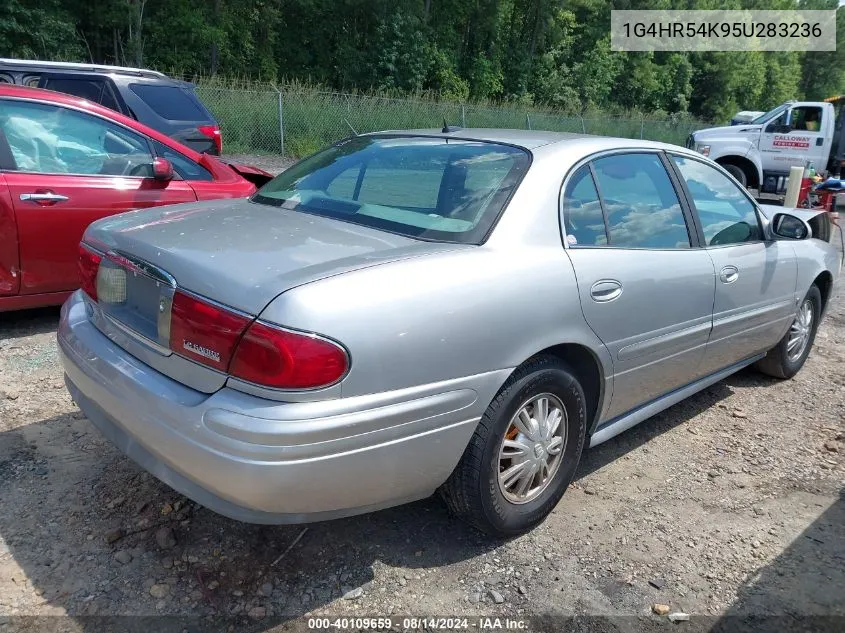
[58,291,499,524]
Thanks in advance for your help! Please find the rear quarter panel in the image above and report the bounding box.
[259,245,611,406]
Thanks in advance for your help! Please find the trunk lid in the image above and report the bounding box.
[82,198,462,393]
[83,198,452,315]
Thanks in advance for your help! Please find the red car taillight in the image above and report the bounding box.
[78,244,102,301]
[230,321,349,389]
[198,124,222,154]
[169,291,251,370]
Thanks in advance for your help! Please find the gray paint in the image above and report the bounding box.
[60,130,841,523]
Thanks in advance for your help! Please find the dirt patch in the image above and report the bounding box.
[0,272,843,630]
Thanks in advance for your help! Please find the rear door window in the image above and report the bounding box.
[562,166,607,246]
[43,78,105,103]
[40,76,121,112]
[129,84,208,121]
[592,153,691,249]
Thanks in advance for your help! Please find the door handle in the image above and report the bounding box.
[20,192,68,205]
[719,265,739,284]
[590,279,623,302]
[816,137,823,146]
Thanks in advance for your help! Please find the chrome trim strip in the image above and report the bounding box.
[106,250,177,288]
[101,312,173,357]
[617,319,712,361]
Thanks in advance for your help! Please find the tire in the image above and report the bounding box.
[723,164,747,187]
[756,285,822,379]
[440,356,587,537]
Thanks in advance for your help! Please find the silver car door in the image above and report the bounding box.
[562,152,716,421]
[668,153,797,375]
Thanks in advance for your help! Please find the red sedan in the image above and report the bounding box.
[0,85,271,311]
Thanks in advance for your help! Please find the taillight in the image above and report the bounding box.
[230,321,348,389]
[168,289,348,389]
[78,244,102,301]
[169,291,250,370]
[198,124,222,154]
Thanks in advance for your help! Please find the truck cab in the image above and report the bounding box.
[688,98,844,194]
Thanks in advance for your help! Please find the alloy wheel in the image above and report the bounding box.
[497,393,567,504]
[787,299,814,362]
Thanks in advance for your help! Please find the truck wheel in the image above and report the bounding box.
[723,164,747,187]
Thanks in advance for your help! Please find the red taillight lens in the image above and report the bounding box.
[230,321,348,389]
[167,290,347,389]
[198,124,222,154]
[169,291,250,370]
[78,244,102,301]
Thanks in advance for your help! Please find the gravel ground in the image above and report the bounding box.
[0,242,843,631]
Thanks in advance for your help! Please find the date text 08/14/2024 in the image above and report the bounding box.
[306,617,529,630]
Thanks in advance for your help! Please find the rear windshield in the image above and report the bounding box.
[129,84,209,121]
[251,136,530,244]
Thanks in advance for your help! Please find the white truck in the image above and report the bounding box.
[687,96,845,194]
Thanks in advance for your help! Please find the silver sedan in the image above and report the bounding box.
[58,129,840,536]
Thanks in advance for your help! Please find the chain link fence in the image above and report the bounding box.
[195,83,705,158]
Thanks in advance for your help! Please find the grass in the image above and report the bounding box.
[194,79,707,158]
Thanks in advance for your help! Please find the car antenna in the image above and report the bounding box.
[442,118,462,133]
[344,119,358,136]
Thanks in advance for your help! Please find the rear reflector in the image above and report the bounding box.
[198,124,222,154]
[230,321,348,389]
[78,244,102,301]
[169,291,250,370]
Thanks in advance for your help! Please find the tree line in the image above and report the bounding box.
[2,0,843,121]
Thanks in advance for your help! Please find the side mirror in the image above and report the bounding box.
[152,157,174,181]
[772,213,810,240]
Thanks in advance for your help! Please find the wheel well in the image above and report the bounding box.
[814,271,834,314]
[716,156,760,189]
[527,344,603,429]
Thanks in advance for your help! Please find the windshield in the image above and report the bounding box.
[251,135,530,244]
[751,104,789,125]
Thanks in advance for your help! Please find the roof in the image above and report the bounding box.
[0,58,166,79]
[373,127,687,154]
[377,128,590,149]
